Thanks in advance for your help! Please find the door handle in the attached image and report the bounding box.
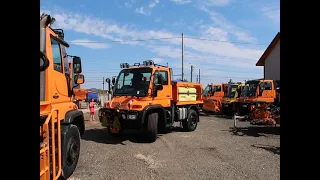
[53,94,59,99]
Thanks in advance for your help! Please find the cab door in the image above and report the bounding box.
[202,85,213,111]
[48,35,70,104]
[153,70,172,107]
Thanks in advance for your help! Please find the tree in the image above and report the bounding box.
[228,79,234,84]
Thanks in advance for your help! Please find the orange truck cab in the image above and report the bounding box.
[98,60,203,142]
[236,79,280,116]
[40,14,85,180]
[202,83,228,114]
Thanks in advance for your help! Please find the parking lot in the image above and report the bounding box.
[71,111,280,180]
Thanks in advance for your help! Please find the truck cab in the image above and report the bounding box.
[221,83,244,115]
[99,60,203,142]
[202,83,228,114]
[40,13,86,180]
[236,79,279,116]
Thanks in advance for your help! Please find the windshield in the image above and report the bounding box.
[203,85,212,96]
[241,81,259,97]
[113,68,152,97]
[226,84,238,98]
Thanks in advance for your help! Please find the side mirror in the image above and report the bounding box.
[155,84,163,91]
[111,77,116,85]
[74,74,85,84]
[73,56,82,73]
[157,74,164,85]
[106,78,110,83]
[40,51,49,71]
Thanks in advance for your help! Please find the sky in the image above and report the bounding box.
[40,0,280,89]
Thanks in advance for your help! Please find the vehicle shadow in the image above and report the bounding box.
[213,114,234,119]
[81,127,184,145]
[251,144,280,155]
[228,126,280,137]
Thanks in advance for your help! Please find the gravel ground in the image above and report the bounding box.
[70,110,280,180]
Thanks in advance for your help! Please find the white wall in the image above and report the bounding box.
[264,40,280,80]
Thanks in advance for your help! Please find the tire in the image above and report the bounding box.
[145,113,158,143]
[182,109,198,132]
[61,125,81,179]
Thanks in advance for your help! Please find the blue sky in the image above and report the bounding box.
[40,0,279,89]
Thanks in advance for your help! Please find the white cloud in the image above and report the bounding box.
[198,0,230,7]
[135,0,160,15]
[135,7,149,15]
[149,0,160,8]
[40,8,264,84]
[199,7,256,42]
[69,39,110,49]
[200,25,228,41]
[170,0,192,5]
[152,58,163,63]
[261,4,280,24]
[124,0,136,8]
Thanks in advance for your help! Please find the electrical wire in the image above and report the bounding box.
[67,36,268,46]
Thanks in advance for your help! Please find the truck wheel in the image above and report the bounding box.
[145,113,158,143]
[61,125,81,179]
[183,109,198,132]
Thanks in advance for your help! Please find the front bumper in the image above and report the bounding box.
[98,108,143,130]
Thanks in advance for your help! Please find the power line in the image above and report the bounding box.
[68,37,180,43]
[67,36,268,45]
[184,37,267,46]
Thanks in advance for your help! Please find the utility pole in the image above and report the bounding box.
[196,75,199,83]
[102,77,105,103]
[198,69,201,83]
[190,64,194,82]
[167,62,168,67]
[181,33,184,80]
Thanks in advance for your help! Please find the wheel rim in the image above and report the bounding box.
[66,137,79,166]
[190,114,197,127]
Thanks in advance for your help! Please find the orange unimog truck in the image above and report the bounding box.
[98,60,203,142]
[40,14,86,180]
[235,79,280,125]
[202,83,228,114]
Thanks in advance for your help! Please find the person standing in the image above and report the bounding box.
[89,98,96,121]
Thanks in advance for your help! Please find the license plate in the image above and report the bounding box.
[127,115,137,120]
[242,105,247,107]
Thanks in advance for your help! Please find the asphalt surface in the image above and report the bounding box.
[70,110,280,180]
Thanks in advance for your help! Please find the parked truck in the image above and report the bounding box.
[40,13,85,180]
[87,91,99,102]
[98,60,203,142]
[235,79,280,125]
[202,83,228,114]
[221,83,245,115]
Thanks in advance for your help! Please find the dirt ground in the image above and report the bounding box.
[70,111,280,180]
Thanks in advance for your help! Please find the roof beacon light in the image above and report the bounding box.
[143,60,154,66]
[120,63,129,69]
